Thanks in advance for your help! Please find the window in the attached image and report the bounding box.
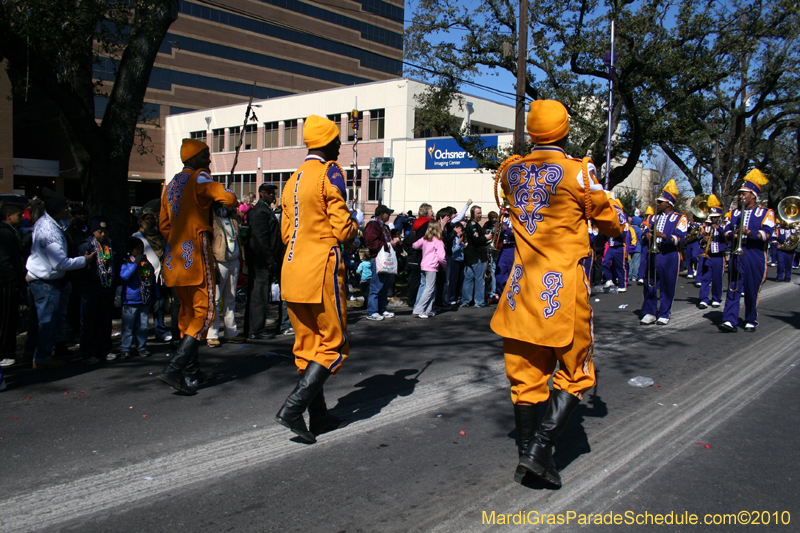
[368,177,382,202]
[369,109,385,140]
[263,171,292,197]
[243,124,257,150]
[346,169,361,205]
[212,128,225,152]
[190,130,207,144]
[231,173,257,198]
[229,126,241,151]
[284,119,298,147]
[327,113,344,133]
[264,122,279,149]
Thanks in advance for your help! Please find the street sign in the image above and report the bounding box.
[369,157,394,179]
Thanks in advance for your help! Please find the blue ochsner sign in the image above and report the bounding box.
[425,136,498,169]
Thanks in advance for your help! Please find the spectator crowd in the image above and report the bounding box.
[3,185,753,392]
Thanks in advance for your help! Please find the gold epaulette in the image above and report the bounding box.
[581,156,594,221]
[319,161,345,210]
[494,155,522,210]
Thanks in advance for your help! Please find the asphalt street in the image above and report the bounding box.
[1,270,799,533]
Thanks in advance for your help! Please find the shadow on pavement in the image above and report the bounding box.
[330,366,428,424]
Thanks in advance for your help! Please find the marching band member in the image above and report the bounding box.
[275,115,358,443]
[685,218,702,279]
[719,169,775,332]
[640,180,688,326]
[491,100,624,487]
[697,195,726,309]
[636,206,654,285]
[771,221,794,282]
[585,223,599,282]
[494,207,516,293]
[158,139,237,394]
[602,194,632,292]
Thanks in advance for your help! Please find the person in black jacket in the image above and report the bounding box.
[461,205,489,307]
[245,183,282,339]
[0,202,25,369]
[76,217,117,365]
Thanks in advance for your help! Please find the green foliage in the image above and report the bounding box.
[405,0,800,203]
[0,0,178,241]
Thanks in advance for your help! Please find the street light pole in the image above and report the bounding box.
[514,0,528,156]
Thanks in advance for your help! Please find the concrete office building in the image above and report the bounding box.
[4,0,403,201]
[164,78,515,216]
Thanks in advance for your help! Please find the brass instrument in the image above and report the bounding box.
[731,196,746,257]
[727,196,746,292]
[490,212,506,251]
[777,196,800,251]
[690,194,710,223]
[646,207,659,288]
[782,231,800,251]
[684,194,710,245]
[699,224,712,258]
[777,196,800,224]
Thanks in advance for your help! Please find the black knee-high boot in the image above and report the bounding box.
[157,336,199,395]
[308,386,347,435]
[518,389,581,487]
[513,403,540,483]
[276,361,331,443]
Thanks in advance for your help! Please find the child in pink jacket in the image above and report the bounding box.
[412,222,447,318]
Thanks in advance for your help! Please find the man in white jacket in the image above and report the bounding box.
[25,189,93,369]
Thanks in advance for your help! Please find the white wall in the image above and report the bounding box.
[164,78,516,215]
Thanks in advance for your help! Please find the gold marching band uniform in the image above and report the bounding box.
[275,115,358,443]
[158,139,237,394]
[492,100,624,487]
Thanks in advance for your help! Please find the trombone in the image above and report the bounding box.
[646,204,659,288]
[727,196,746,292]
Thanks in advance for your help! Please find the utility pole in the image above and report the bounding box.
[514,0,528,156]
[604,21,615,190]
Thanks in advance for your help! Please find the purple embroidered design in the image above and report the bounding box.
[287,171,303,262]
[506,162,564,235]
[181,241,194,269]
[164,244,173,271]
[616,206,627,225]
[167,172,191,217]
[540,271,564,319]
[506,265,523,310]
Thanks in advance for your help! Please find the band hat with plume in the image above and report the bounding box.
[645,205,654,216]
[707,194,723,216]
[657,179,680,205]
[526,100,570,144]
[181,138,209,163]
[303,115,340,149]
[738,168,769,197]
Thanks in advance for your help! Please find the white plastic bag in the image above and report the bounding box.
[271,282,281,302]
[375,245,398,275]
[628,376,654,388]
